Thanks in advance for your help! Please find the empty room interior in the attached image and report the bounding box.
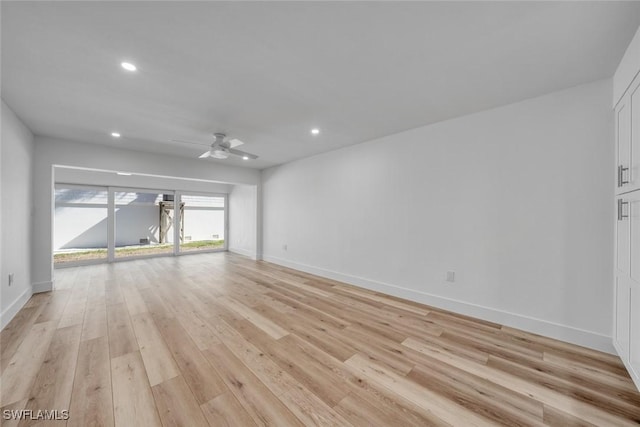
[3,1,640,425]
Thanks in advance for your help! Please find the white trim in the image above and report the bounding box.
[224,193,229,252]
[1,287,32,330]
[614,340,640,392]
[229,247,257,259]
[173,190,180,256]
[55,257,108,269]
[113,252,175,262]
[177,248,226,256]
[110,185,176,195]
[55,182,109,192]
[263,255,615,355]
[108,188,115,261]
[32,280,53,293]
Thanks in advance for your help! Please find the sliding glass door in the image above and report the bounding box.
[53,185,227,267]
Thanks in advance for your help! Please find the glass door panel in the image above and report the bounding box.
[179,194,226,252]
[114,191,175,258]
[54,186,108,265]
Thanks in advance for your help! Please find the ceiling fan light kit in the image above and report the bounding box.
[196,133,257,161]
[211,148,230,159]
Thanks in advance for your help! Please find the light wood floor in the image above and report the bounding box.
[1,253,639,426]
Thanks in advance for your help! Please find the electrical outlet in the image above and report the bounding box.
[282,244,288,251]
[446,271,455,282]
[8,273,14,287]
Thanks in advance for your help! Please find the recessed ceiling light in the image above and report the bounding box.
[121,62,137,72]
[117,172,132,176]
[111,132,121,138]
[311,128,320,135]
[242,156,249,160]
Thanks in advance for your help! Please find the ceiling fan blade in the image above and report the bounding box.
[227,138,245,148]
[199,150,212,158]
[228,148,258,159]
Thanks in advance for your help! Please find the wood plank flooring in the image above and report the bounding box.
[1,252,639,426]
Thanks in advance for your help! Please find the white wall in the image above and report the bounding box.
[614,24,640,106]
[229,184,258,258]
[33,137,260,290]
[262,79,615,352]
[1,100,35,328]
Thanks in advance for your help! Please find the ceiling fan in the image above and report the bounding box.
[197,133,258,160]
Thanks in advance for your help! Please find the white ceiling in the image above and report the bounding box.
[3,2,640,169]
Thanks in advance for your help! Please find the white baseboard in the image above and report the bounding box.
[1,287,32,330]
[32,281,53,293]
[263,255,615,354]
[229,247,258,260]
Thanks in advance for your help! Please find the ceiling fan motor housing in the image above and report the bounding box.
[214,133,227,145]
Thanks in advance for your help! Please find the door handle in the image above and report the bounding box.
[618,165,630,187]
[618,198,629,221]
